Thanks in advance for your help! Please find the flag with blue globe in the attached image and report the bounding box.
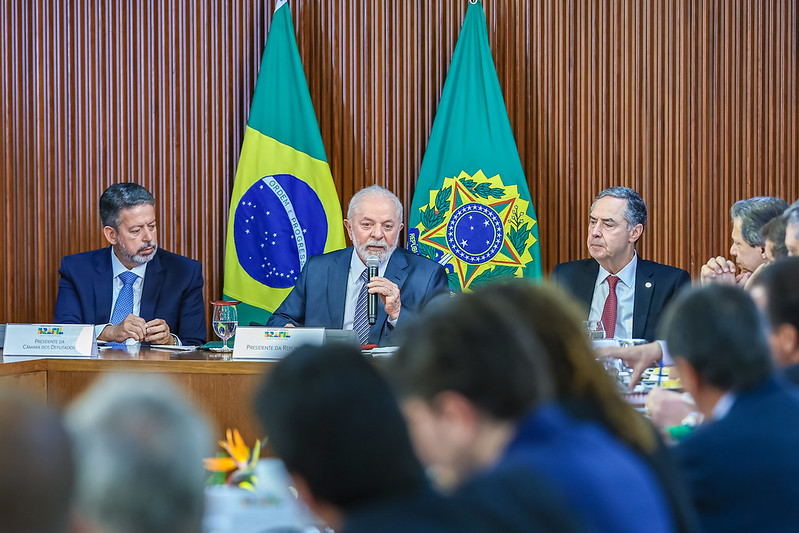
[224,0,345,324]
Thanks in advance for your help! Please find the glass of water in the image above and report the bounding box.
[211,301,239,352]
[583,320,606,340]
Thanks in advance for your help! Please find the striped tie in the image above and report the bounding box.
[111,271,138,325]
[353,269,370,345]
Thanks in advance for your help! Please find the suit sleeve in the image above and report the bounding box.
[54,258,85,323]
[266,262,309,327]
[175,261,207,346]
[381,262,450,343]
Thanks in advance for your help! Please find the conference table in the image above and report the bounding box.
[0,346,271,444]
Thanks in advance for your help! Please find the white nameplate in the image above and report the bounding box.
[232,327,324,360]
[3,324,97,357]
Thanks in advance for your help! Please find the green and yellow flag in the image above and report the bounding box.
[408,0,541,292]
[224,0,345,325]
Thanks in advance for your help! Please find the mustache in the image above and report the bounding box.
[136,241,156,254]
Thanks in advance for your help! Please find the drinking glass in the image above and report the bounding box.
[211,301,239,352]
[583,320,605,340]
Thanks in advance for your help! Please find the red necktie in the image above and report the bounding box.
[601,275,619,338]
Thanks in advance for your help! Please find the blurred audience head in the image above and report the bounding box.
[660,285,772,413]
[478,281,656,453]
[784,201,799,257]
[748,257,799,368]
[728,196,788,272]
[761,215,788,263]
[66,374,211,533]
[254,344,425,529]
[387,287,553,488]
[0,389,74,533]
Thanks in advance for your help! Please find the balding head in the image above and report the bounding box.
[0,389,74,533]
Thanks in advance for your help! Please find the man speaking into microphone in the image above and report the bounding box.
[267,186,450,346]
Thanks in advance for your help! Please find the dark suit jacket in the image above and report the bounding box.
[267,247,449,346]
[54,247,207,346]
[551,257,691,341]
[675,378,799,533]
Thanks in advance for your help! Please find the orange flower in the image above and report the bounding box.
[203,428,262,488]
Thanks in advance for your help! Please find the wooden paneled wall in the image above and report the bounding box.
[1,1,797,327]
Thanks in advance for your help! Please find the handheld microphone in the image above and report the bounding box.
[366,255,380,325]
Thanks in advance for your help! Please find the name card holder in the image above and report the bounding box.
[232,327,324,360]
[4,324,98,357]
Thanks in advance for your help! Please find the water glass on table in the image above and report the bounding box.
[583,320,606,340]
[211,300,239,354]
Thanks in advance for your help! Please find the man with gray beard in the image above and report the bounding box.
[55,183,206,346]
[268,185,449,346]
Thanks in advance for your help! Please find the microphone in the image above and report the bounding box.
[366,255,380,325]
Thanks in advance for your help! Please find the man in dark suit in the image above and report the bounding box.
[54,183,206,346]
[267,185,449,346]
[660,284,799,533]
[551,186,690,341]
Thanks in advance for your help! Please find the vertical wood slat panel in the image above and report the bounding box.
[0,0,797,329]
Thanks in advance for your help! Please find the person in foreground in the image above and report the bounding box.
[66,374,212,533]
[659,284,799,533]
[0,388,74,533]
[254,344,579,533]
[387,285,677,533]
[552,186,690,342]
[267,185,449,346]
[54,183,206,346]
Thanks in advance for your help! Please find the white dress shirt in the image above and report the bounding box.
[342,250,397,331]
[589,254,638,339]
[94,251,149,343]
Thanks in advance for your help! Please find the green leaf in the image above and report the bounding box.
[420,206,444,230]
[418,243,439,261]
[447,272,462,293]
[509,222,531,256]
[434,186,453,214]
[473,182,504,199]
[468,266,519,288]
[459,178,477,189]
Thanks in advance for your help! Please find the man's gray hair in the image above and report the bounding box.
[347,185,404,223]
[66,374,211,533]
[785,200,799,240]
[729,196,788,246]
[591,186,647,229]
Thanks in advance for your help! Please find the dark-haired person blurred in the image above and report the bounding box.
[748,257,799,385]
[254,344,580,533]
[660,284,799,533]
[0,389,74,533]
[761,215,788,264]
[785,200,799,257]
[388,286,677,533]
[54,182,206,346]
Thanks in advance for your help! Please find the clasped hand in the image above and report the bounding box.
[99,314,173,344]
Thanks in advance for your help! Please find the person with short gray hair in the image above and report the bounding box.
[267,185,449,346]
[700,196,787,286]
[66,374,211,533]
[552,186,690,342]
[784,200,799,257]
[54,182,207,346]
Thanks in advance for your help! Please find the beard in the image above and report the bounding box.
[354,236,397,263]
[118,240,158,265]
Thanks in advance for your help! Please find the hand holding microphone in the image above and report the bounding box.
[365,255,402,323]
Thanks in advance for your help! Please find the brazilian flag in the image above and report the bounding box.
[407,0,541,292]
[224,0,345,326]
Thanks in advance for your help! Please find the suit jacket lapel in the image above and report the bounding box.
[576,260,599,310]
[327,249,351,328]
[140,252,164,321]
[94,248,114,323]
[633,259,655,339]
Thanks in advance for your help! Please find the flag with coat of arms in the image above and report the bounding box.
[224,0,345,325]
[407,0,541,292]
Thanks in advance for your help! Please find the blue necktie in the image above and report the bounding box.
[353,269,370,345]
[111,271,138,325]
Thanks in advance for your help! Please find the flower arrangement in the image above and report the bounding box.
[204,428,262,490]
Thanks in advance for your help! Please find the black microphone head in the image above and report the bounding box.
[366,255,380,269]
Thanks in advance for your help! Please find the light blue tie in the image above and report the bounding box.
[353,269,370,345]
[111,271,138,325]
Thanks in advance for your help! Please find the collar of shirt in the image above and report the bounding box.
[594,252,638,291]
[711,391,737,421]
